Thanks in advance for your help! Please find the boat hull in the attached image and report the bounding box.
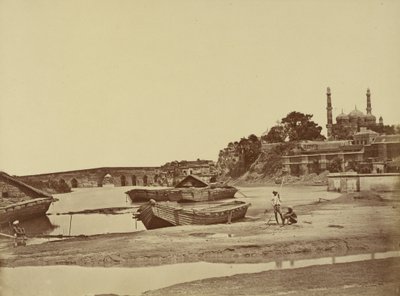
[126,188,182,202]
[179,187,238,202]
[126,187,238,203]
[136,200,250,229]
[0,198,53,225]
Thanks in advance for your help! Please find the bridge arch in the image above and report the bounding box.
[99,173,115,187]
[143,175,148,186]
[131,175,137,186]
[71,178,78,188]
[120,175,126,186]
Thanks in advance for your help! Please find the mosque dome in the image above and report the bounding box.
[348,107,365,119]
[365,113,376,122]
[336,110,349,122]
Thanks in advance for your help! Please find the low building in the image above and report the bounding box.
[282,140,363,176]
[282,134,400,176]
[160,159,217,185]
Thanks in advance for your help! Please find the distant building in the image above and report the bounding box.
[282,140,363,175]
[160,159,217,185]
[326,87,383,140]
[282,134,400,176]
[280,88,400,176]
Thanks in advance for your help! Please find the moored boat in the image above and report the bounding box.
[125,188,182,202]
[134,199,251,230]
[0,172,54,225]
[0,198,53,225]
[126,175,238,203]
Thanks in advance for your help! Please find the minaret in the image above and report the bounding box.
[379,116,383,126]
[326,87,333,140]
[366,88,372,114]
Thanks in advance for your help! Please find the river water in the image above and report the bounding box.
[0,185,341,243]
[0,186,393,295]
[1,251,399,296]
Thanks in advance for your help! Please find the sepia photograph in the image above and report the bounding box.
[0,0,399,295]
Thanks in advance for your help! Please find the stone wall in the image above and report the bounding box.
[358,174,400,191]
[328,172,400,192]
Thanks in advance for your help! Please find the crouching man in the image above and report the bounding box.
[283,206,297,225]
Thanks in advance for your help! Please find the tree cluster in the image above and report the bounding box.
[262,111,325,143]
[218,134,261,178]
[331,124,354,140]
[218,111,326,179]
[369,124,400,135]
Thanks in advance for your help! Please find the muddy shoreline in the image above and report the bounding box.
[1,191,399,296]
[1,192,399,269]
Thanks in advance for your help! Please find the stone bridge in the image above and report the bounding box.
[20,167,164,188]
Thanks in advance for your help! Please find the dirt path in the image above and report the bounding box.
[1,192,399,268]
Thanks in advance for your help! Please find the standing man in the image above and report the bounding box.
[271,190,284,225]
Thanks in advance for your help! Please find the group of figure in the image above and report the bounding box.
[269,190,297,226]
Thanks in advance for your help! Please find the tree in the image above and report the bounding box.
[331,124,353,140]
[327,157,342,173]
[281,111,325,141]
[369,124,397,135]
[395,125,400,134]
[345,160,359,172]
[217,134,262,178]
[262,125,286,143]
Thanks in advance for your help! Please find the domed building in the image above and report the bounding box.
[335,110,349,125]
[326,88,383,140]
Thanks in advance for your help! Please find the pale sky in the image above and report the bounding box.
[1,0,399,175]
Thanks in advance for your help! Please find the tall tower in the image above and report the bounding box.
[326,87,333,139]
[366,88,372,114]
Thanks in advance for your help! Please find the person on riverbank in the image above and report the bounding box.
[271,190,284,225]
[11,220,26,247]
[283,206,298,225]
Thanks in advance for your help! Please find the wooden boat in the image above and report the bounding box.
[126,175,238,203]
[0,198,53,225]
[125,188,182,202]
[0,172,54,225]
[135,199,251,230]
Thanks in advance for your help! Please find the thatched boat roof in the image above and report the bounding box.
[0,171,52,198]
[174,175,209,188]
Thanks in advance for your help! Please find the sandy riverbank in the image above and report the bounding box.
[1,191,399,269]
[1,190,399,296]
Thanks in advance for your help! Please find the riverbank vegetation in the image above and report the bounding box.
[217,111,325,183]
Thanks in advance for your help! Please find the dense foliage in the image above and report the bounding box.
[331,124,354,140]
[262,111,325,143]
[369,124,400,135]
[218,134,261,178]
[327,157,342,173]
